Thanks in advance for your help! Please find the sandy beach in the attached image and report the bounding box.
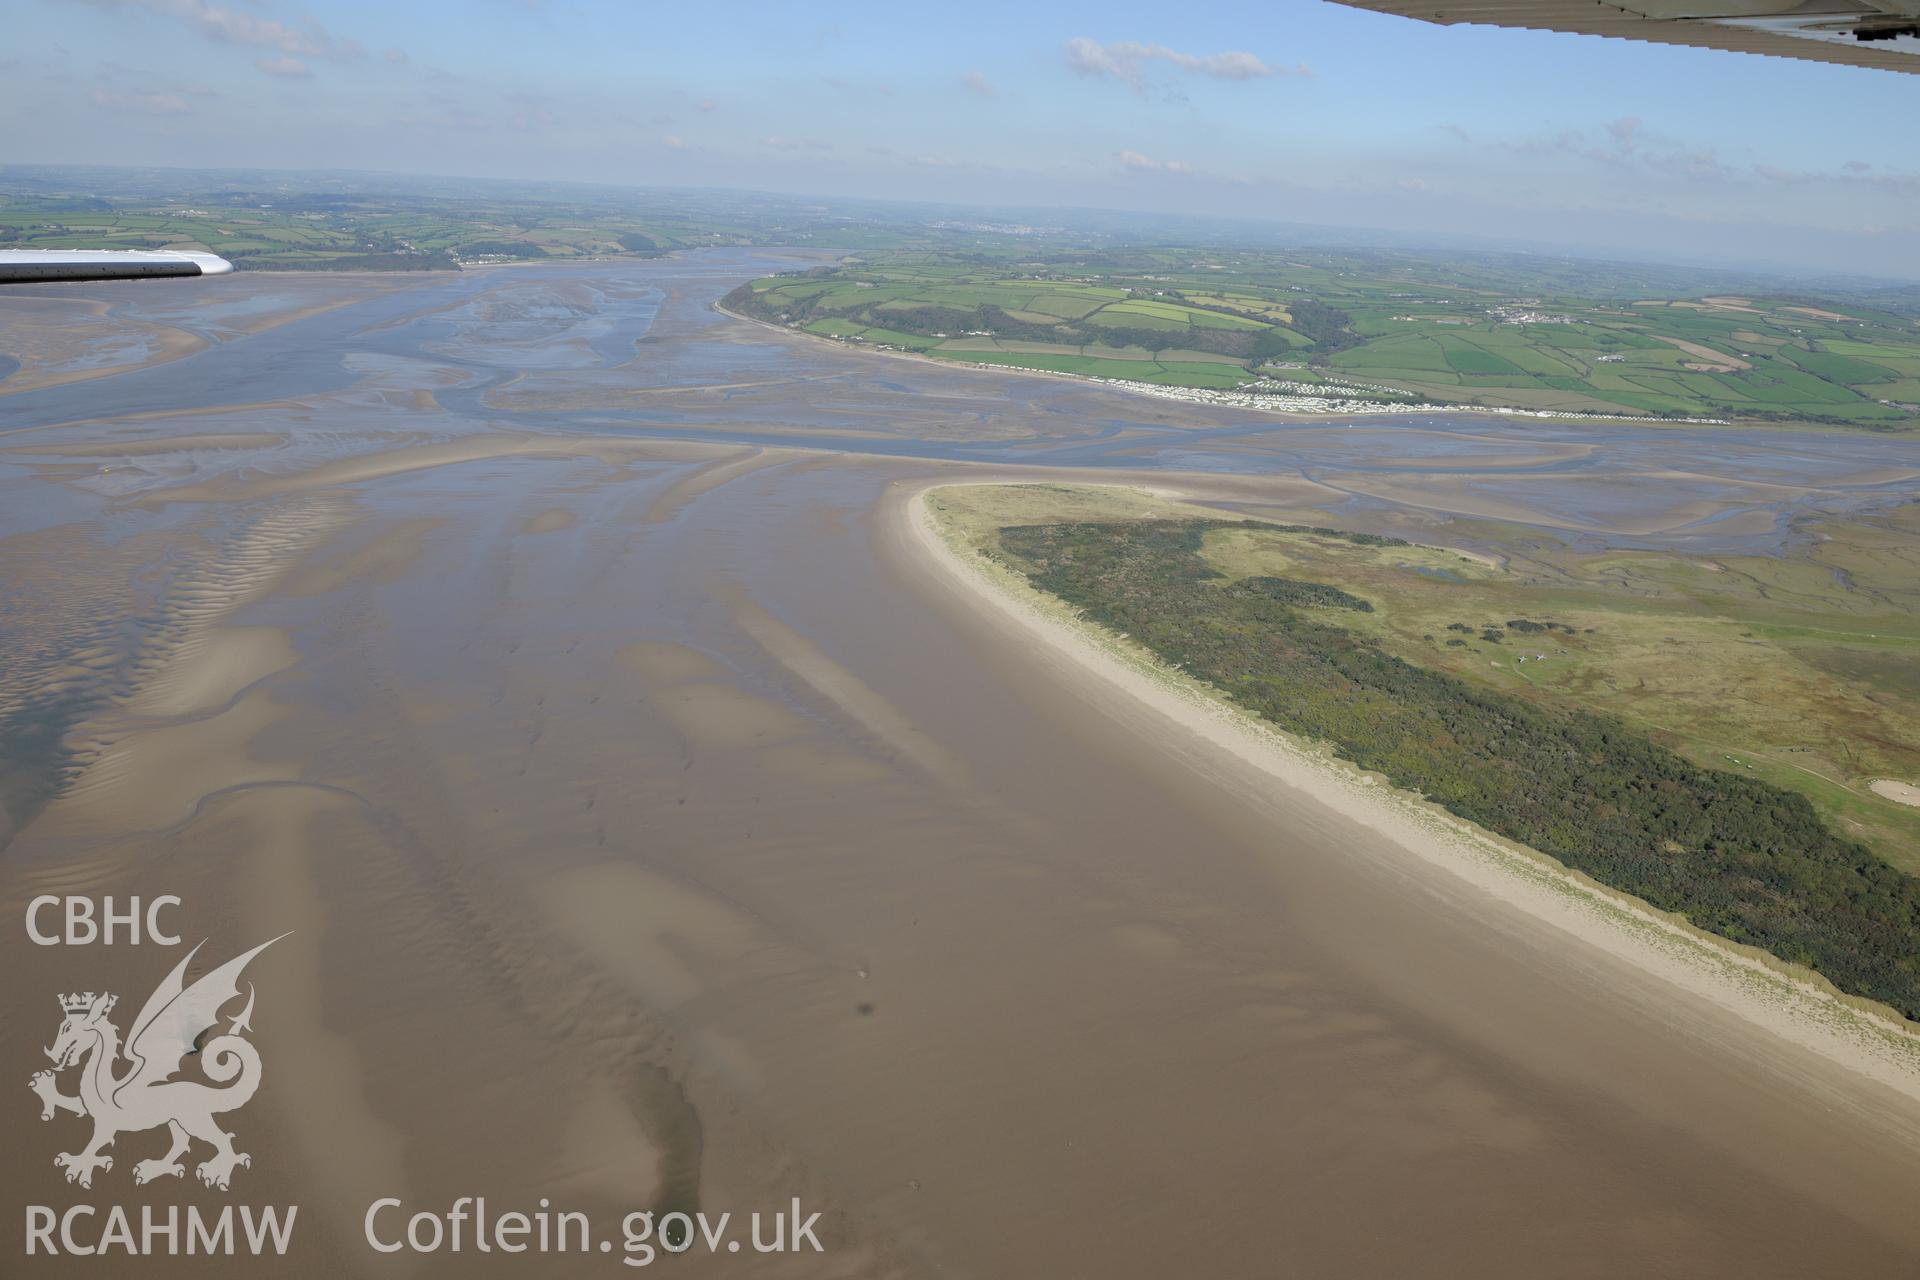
[904,482,1920,1085]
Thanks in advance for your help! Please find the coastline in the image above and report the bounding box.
[714,297,1877,433]
[712,297,1368,423]
[899,479,1920,1100]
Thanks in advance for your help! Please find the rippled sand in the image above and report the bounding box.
[4,256,1920,1277]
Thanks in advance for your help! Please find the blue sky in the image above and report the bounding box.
[9,0,1920,275]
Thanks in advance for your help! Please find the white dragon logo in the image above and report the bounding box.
[28,935,284,1191]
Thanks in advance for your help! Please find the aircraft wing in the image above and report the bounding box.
[0,249,234,285]
[1331,0,1920,73]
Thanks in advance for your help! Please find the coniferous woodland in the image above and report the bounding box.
[997,518,1920,1021]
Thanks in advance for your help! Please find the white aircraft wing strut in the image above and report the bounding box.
[0,249,235,284]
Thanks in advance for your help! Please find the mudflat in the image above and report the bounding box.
[4,255,1920,1277]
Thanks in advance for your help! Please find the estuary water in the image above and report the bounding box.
[2,253,1919,1277]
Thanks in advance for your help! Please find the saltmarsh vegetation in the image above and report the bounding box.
[993,515,1920,1021]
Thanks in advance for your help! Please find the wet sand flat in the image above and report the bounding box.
[0,273,440,397]
[4,254,1920,1277]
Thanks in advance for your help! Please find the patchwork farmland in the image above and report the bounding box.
[726,251,1920,428]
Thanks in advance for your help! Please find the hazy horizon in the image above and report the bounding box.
[7,0,1919,277]
[11,158,1920,291]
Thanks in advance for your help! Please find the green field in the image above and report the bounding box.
[727,252,1920,429]
[0,188,687,271]
[0,166,1040,271]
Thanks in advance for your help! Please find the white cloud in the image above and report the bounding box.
[1753,160,1920,196]
[825,75,894,97]
[1460,117,1920,195]
[503,91,556,129]
[79,0,358,60]
[866,146,970,169]
[1065,38,1299,91]
[961,70,996,98]
[90,87,192,114]
[662,134,686,150]
[1117,149,1194,174]
[255,56,312,78]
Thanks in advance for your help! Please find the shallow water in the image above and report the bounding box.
[4,253,1915,554]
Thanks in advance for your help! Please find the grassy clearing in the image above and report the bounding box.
[1197,518,1920,875]
[935,483,1920,877]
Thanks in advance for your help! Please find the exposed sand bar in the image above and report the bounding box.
[0,296,206,395]
[0,273,437,398]
[139,432,739,503]
[2,431,287,457]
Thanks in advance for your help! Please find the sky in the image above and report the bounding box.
[7,0,1920,277]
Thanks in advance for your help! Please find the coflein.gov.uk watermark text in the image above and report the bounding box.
[366,1196,824,1267]
[27,1197,824,1267]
